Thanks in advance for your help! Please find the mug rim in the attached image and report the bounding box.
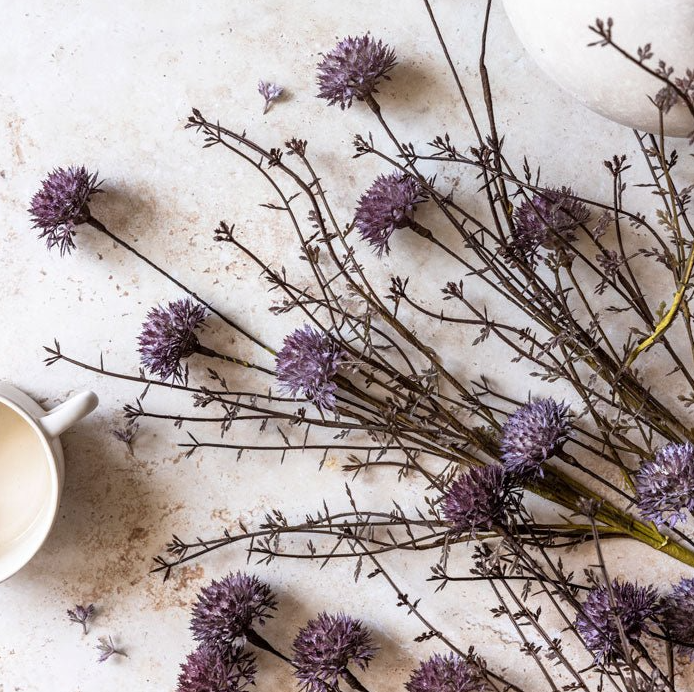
[0,393,60,582]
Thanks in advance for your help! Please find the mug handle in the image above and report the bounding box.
[38,391,99,439]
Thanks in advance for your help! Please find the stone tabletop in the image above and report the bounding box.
[1,1,692,690]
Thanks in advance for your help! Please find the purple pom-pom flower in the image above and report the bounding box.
[662,577,694,656]
[177,644,257,692]
[405,653,489,692]
[138,297,208,383]
[500,398,572,478]
[190,572,277,649]
[29,166,101,255]
[635,442,694,527]
[442,465,508,536]
[355,172,427,256]
[258,80,283,114]
[292,612,376,692]
[276,325,346,410]
[575,580,660,663]
[509,186,589,262]
[317,34,397,109]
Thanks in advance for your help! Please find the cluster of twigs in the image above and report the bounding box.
[42,2,694,690]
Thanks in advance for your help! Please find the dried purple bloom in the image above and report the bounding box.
[500,398,572,478]
[635,442,694,527]
[442,465,508,537]
[138,298,207,383]
[662,577,694,656]
[258,80,283,114]
[275,325,346,410]
[509,187,589,261]
[575,580,660,662]
[292,612,376,692]
[29,166,101,255]
[67,603,95,635]
[112,421,139,454]
[96,635,127,663]
[405,653,489,692]
[190,572,278,649]
[355,172,427,256]
[316,34,397,109]
[177,644,257,692]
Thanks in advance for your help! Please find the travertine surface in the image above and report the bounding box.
[0,1,692,690]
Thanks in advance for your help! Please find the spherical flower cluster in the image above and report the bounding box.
[190,572,278,649]
[442,465,508,536]
[177,644,257,692]
[316,34,397,109]
[405,653,489,692]
[662,577,694,656]
[635,442,694,527]
[137,298,207,383]
[292,612,376,692]
[355,172,427,256]
[500,398,572,478]
[29,166,100,255]
[275,325,346,410]
[509,187,589,261]
[575,580,660,662]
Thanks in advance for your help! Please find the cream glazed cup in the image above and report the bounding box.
[0,383,98,582]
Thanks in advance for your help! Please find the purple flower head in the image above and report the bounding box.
[112,420,139,454]
[442,465,508,537]
[355,172,427,256]
[575,580,660,663]
[405,653,489,692]
[275,325,346,410]
[292,612,376,692]
[29,166,101,255]
[138,298,207,383]
[96,635,126,663]
[317,34,397,109]
[190,572,278,649]
[500,398,572,478]
[509,187,589,262]
[258,80,283,114]
[67,603,96,635]
[662,577,694,657]
[635,442,694,527]
[177,645,257,692]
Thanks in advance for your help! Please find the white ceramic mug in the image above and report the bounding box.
[0,383,98,582]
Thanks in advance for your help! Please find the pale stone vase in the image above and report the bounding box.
[502,0,694,137]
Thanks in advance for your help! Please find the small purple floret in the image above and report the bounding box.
[317,34,397,109]
[29,166,100,255]
[355,172,427,256]
[292,612,376,692]
[275,325,345,410]
[177,644,257,692]
[575,580,660,663]
[442,465,508,536]
[137,298,207,383]
[500,398,572,478]
[258,80,283,114]
[635,442,694,527]
[406,653,489,692]
[190,572,277,649]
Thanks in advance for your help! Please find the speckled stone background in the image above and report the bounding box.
[1,1,693,690]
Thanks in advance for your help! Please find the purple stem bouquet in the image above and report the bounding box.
[29,3,694,690]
